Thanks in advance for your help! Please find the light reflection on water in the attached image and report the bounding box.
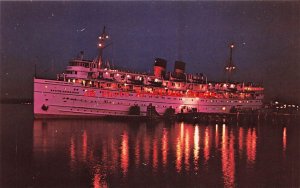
[193,125,200,171]
[246,128,257,166]
[121,131,129,175]
[283,127,287,152]
[221,124,235,188]
[3,105,299,188]
[30,118,299,187]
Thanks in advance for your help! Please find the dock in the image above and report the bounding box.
[176,111,299,125]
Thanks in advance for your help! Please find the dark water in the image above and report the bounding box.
[1,104,300,188]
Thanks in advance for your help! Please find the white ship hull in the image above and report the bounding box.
[34,78,263,118]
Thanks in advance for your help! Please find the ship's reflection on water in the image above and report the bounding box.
[32,119,299,187]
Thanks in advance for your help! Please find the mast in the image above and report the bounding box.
[225,43,236,83]
[97,26,109,69]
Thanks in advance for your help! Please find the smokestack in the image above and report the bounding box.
[153,58,167,78]
[174,61,185,74]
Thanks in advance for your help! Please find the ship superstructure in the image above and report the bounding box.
[34,28,264,118]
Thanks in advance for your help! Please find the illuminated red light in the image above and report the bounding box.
[84,90,96,97]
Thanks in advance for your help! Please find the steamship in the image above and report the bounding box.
[34,28,264,118]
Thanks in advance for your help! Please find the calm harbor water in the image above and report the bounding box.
[1,104,300,187]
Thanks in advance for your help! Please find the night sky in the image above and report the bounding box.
[1,1,299,103]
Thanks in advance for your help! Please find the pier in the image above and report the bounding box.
[102,111,299,126]
[175,111,299,125]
